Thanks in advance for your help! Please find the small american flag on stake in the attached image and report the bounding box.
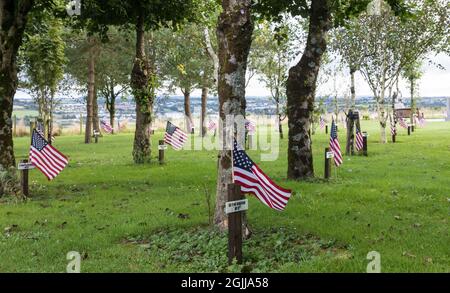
[30,130,68,180]
[355,127,363,151]
[329,119,343,166]
[245,120,256,133]
[320,116,325,129]
[207,120,217,131]
[101,120,113,133]
[232,140,292,211]
[398,117,408,129]
[164,121,188,150]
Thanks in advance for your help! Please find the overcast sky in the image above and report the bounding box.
[245,53,450,98]
[16,52,449,101]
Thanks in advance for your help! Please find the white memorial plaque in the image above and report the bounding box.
[158,145,168,150]
[225,199,248,214]
[326,151,334,159]
[18,162,35,170]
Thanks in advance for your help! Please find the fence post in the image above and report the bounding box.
[324,147,331,179]
[325,125,328,134]
[407,126,411,136]
[158,140,165,165]
[20,159,29,197]
[362,132,368,156]
[227,183,243,265]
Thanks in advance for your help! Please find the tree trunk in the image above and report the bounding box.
[183,89,193,133]
[0,0,34,196]
[131,13,154,164]
[276,101,283,139]
[92,84,100,135]
[345,109,355,155]
[410,77,415,125]
[203,27,219,88]
[350,67,356,108]
[214,0,253,232]
[286,0,331,179]
[201,86,208,137]
[105,81,116,134]
[85,36,95,144]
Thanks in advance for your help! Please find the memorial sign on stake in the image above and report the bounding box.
[19,159,32,197]
[225,199,248,214]
[158,140,166,165]
[324,147,332,179]
[227,183,244,265]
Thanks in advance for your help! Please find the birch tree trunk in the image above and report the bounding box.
[92,85,100,135]
[286,0,331,179]
[201,86,208,137]
[0,0,34,196]
[350,67,356,108]
[203,27,219,87]
[214,0,253,231]
[131,13,154,164]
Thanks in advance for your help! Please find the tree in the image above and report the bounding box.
[19,9,66,142]
[249,18,303,138]
[157,25,214,133]
[64,31,100,143]
[96,29,134,133]
[343,0,448,143]
[254,0,406,178]
[80,0,199,163]
[214,0,253,231]
[0,0,57,196]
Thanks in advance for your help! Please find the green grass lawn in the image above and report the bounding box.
[1,120,449,272]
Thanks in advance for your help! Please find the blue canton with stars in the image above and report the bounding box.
[166,121,178,135]
[233,140,254,172]
[32,130,48,151]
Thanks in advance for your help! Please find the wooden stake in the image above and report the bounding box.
[407,126,411,136]
[324,147,331,179]
[325,125,328,134]
[362,132,368,156]
[227,183,243,265]
[20,159,29,197]
[159,140,165,165]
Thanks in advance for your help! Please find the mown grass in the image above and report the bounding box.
[0,120,449,272]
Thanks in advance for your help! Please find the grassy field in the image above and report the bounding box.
[0,120,449,272]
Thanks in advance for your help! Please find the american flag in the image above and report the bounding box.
[355,127,364,151]
[207,120,217,131]
[319,116,325,129]
[398,117,408,129]
[245,120,256,133]
[29,130,68,180]
[101,120,113,133]
[232,140,292,211]
[164,121,188,150]
[418,115,426,127]
[329,120,343,166]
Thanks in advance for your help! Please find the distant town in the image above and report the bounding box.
[13,94,449,127]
